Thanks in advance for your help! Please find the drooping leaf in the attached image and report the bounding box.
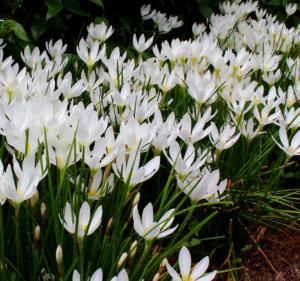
[63,0,92,17]
[45,0,64,21]
[88,0,104,9]
[1,20,31,42]
[30,17,50,42]
[198,4,214,19]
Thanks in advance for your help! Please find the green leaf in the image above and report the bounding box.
[94,17,109,25]
[30,16,50,42]
[88,0,104,9]
[267,0,281,6]
[199,4,214,18]
[1,20,31,42]
[63,0,92,17]
[45,0,64,21]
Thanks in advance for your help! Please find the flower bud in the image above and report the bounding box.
[152,272,160,281]
[129,240,138,257]
[41,202,46,217]
[34,225,40,242]
[159,259,167,274]
[105,217,114,234]
[56,244,63,265]
[117,252,128,269]
[31,191,39,208]
[133,192,140,207]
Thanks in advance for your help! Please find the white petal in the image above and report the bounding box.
[88,205,103,235]
[165,259,181,281]
[79,201,90,232]
[91,268,103,281]
[157,224,178,238]
[279,127,289,148]
[197,270,217,281]
[72,270,80,281]
[133,205,144,236]
[179,246,191,278]
[190,256,209,279]
[142,203,154,229]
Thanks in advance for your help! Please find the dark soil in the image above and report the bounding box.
[217,225,300,281]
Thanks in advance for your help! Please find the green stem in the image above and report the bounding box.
[169,203,195,247]
[15,208,21,280]
[131,240,152,280]
[78,240,84,281]
[0,205,6,280]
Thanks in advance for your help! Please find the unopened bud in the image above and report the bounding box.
[152,272,160,281]
[129,240,138,257]
[73,61,78,73]
[31,191,39,208]
[41,202,46,217]
[117,252,128,269]
[56,244,63,265]
[152,244,160,255]
[106,217,114,234]
[34,225,40,241]
[133,192,140,207]
[159,259,167,274]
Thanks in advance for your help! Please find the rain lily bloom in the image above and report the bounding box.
[273,126,300,157]
[2,153,47,207]
[177,169,227,203]
[60,201,102,240]
[209,123,240,151]
[178,111,213,144]
[111,269,129,281]
[87,22,114,43]
[112,149,160,187]
[166,246,217,281]
[133,34,154,53]
[73,268,102,281]
[84,169,115,200]
[76,39,105,69]
[164,141,206,179]
[73,268,129,281]
[286,3,297,16]
[133,202,177,240]
[46,39,67,59]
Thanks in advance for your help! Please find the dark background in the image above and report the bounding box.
[0,0,299,56]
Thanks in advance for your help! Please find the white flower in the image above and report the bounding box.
[60,201,102,240]
[177,169,227,203]
[46,39,67,59]
[87,22,114,43]
[273,126,300,157]
[286,3,297,16]
[133,34,154,53]
[133,202,177,240]
[209,123,240,151]
[73,268,102,281]
[192,23,206,37]
[69,102,108,147]
[166,246,217,281]
[140,4,155,20]
[164,141,206,179]
[111,269,129,281]
[76,39,105,69]
[112,149,160,187]
[178,110,213,144]
[85,169,115,200]
[2,153,47,207]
